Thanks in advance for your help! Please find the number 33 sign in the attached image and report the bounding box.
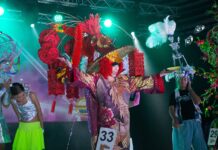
[96,127,117,150]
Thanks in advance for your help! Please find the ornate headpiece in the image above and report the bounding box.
[105,51,123,63]
[165,65,195,82]
[87,46,135,73]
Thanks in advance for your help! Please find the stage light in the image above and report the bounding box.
[0,6,5,16]
[104,19,112,28]
[30,24,35,28]
[131,32,135,36]
[54,14,63,22]
[131,32,136,40]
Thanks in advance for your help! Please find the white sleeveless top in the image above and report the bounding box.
[13,93,37,121]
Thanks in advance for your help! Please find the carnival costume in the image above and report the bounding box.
[74,46,165,149]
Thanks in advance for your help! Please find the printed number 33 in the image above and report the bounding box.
[100,131,114,142]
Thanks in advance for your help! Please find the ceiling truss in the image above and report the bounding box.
[37,0,178,16]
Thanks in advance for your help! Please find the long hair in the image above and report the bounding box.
[99,57,123,78]
[10,82,25,96]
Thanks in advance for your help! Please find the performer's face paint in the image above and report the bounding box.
[111,64,119,77]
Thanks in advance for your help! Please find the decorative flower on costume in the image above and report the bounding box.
[39,29,60,48]
[38,47,59,65]
[98,107,116,128]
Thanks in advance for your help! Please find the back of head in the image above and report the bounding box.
[10,82,25,96]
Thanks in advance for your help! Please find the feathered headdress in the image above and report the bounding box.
[146,16,176,48]
[82,14,101,38]
[165,65,195,82]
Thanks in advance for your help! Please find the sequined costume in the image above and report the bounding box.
[12,94,37,121]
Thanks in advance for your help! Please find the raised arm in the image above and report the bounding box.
[187,80,201,105]
[0,79,11,107]
[2,90,10,107]
[0,85,7,97]
[73,68,97,93]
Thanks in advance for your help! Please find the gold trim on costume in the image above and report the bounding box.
[105,51,122,63]
[130,76,154,91]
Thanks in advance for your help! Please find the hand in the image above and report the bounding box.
[172,119,180,128]
[160,69,174,77]
[3,79,11,89]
